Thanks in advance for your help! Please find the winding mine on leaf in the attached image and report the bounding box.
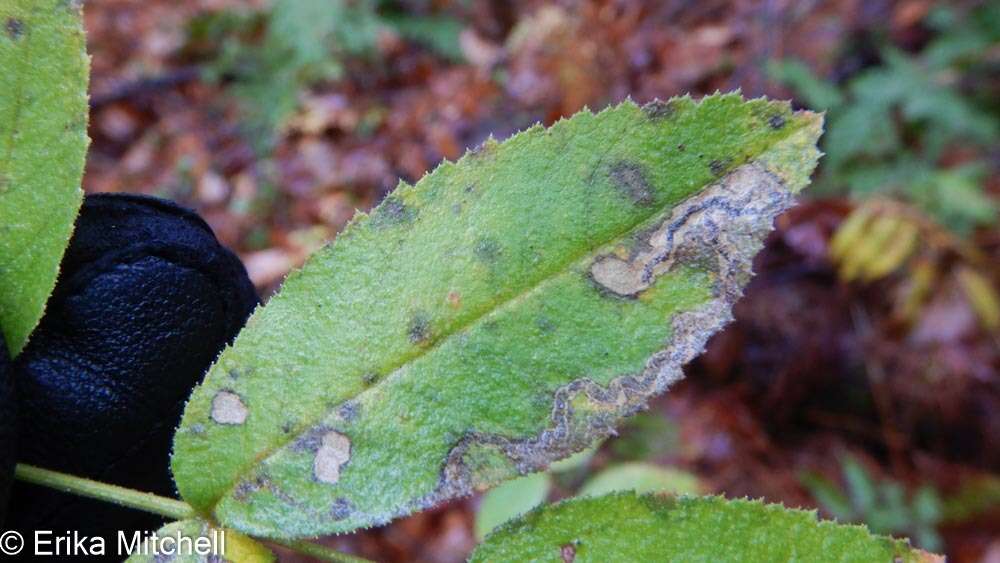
[172,93,823,539]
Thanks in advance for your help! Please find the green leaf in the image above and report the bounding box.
[766,59,844,110]
[548,443,599,473]
[384,14,465,62]
[475,472,551,540]
[470,493,935,563]
[123,519,275,563]
[209,0,383,150]
[801,470,856,522]
[172,93,823,538]
[610,411,679,460]
[578,462,701,498]
[843,456,878,515]
[0,0,88,355]
[823,102,898,169]
[911,165,997,234]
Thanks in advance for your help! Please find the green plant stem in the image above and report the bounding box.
[270,539,375,563]
[14,463,194,520]
[15,464,376,563]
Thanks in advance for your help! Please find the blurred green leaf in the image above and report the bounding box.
[385,14,464,62]
[195,0,382,151]
[803,456,944,552]
[913,487,942,524]
[766,59,844,110]
[475,472,552,540]
[801,471,855,522]
[924,3,1000,68]
[579,463,701,498]
[771,4,999,234]
[843,457,878,514]
[609,412,679,461]
[549,444,599,474]
[193,1,470,150]
[823,102,897,169]
[910,165,997,235]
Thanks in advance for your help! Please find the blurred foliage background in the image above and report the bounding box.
[80,1,998,561]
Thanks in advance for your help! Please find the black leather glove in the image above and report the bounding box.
[6,194,257,559]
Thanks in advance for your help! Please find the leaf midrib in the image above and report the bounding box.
[208,106,806,515]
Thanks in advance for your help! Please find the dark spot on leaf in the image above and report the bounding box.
[331,498,353,520]
[609,161,654,206]
[233,474,269,502]
[709,159,731,177]
[536,316,556,334]
[408,311,431,344]
[769,114,786,129]
[371,196,416,229]
[362,372,379,385]
[642,100,677,121]
[292,426,329,453]
[474,237,502,263]
[561,544,576,563]
[338,401,360,422]
[677,144,685,152]
[233,483,252,502]
[6,18,24,40]
[66,114,87,132]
